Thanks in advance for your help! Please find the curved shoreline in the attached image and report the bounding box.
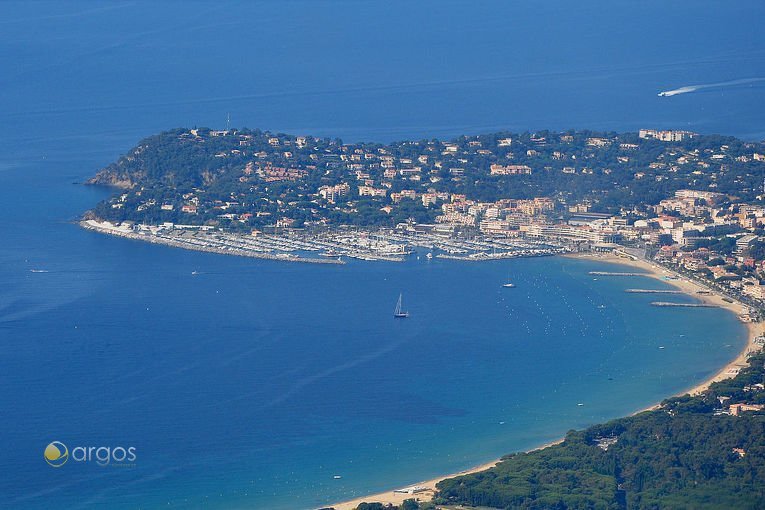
[69,224,761,509]
[585,252,760,398]
[326,252,761,510]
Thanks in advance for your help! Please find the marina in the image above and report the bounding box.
[81,220,568,264]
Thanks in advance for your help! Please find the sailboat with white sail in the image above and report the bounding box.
[393,293,409,318]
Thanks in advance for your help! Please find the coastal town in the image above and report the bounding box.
[85,127,765,312]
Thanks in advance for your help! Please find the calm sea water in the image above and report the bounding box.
[0,1,760,509]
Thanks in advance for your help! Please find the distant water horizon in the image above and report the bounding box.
[1,1,765,168]
[0,1,762,508]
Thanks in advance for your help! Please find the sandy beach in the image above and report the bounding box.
[327,458,499,510]
[579,251,762,397]
[327,439,565,510]
[327,251,763,510]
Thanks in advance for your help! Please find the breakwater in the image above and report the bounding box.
[81,220,345,265]
[589,271,647,276]
[625,289,683,294]
[651,302,720,308]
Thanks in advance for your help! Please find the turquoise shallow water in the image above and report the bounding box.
[0,1,760,508]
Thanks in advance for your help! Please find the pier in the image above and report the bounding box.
[589,271,647,276]
[651,302,720,308]
[625,289,683,294]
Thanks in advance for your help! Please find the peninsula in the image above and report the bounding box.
[84,127,765,312]
[81,128,765,508]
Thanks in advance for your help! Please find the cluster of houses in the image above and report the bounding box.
[385,184,765,308]
[167,127,756,226]
[713,379,765,418]
[114,130,765,298]
[629,190,765,303]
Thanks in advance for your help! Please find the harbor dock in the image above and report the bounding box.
[81,220,568,264]
[650,302,720,308]
[589,271,647,276]
[625,289,684,294]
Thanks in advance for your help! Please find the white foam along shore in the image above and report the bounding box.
[326,251,762,510]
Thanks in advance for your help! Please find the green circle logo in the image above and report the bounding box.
[44,441,68,468]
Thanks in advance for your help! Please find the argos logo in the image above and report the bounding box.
[44,441,136,467]
[44,441,69,467]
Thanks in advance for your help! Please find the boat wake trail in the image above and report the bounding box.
[263,338,407,409]
[658,77,765,97]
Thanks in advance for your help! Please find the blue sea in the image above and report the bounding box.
[0,1,761,508]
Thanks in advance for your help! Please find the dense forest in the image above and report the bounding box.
[432,352,765,510]
[85,127,765,230]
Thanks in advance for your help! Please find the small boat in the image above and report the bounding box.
[426,252,433,259]
[502,283,515,288]
[394,293,409,318]
[30,269,49,273]
[333,475,342,480]
[191,270,199,275]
